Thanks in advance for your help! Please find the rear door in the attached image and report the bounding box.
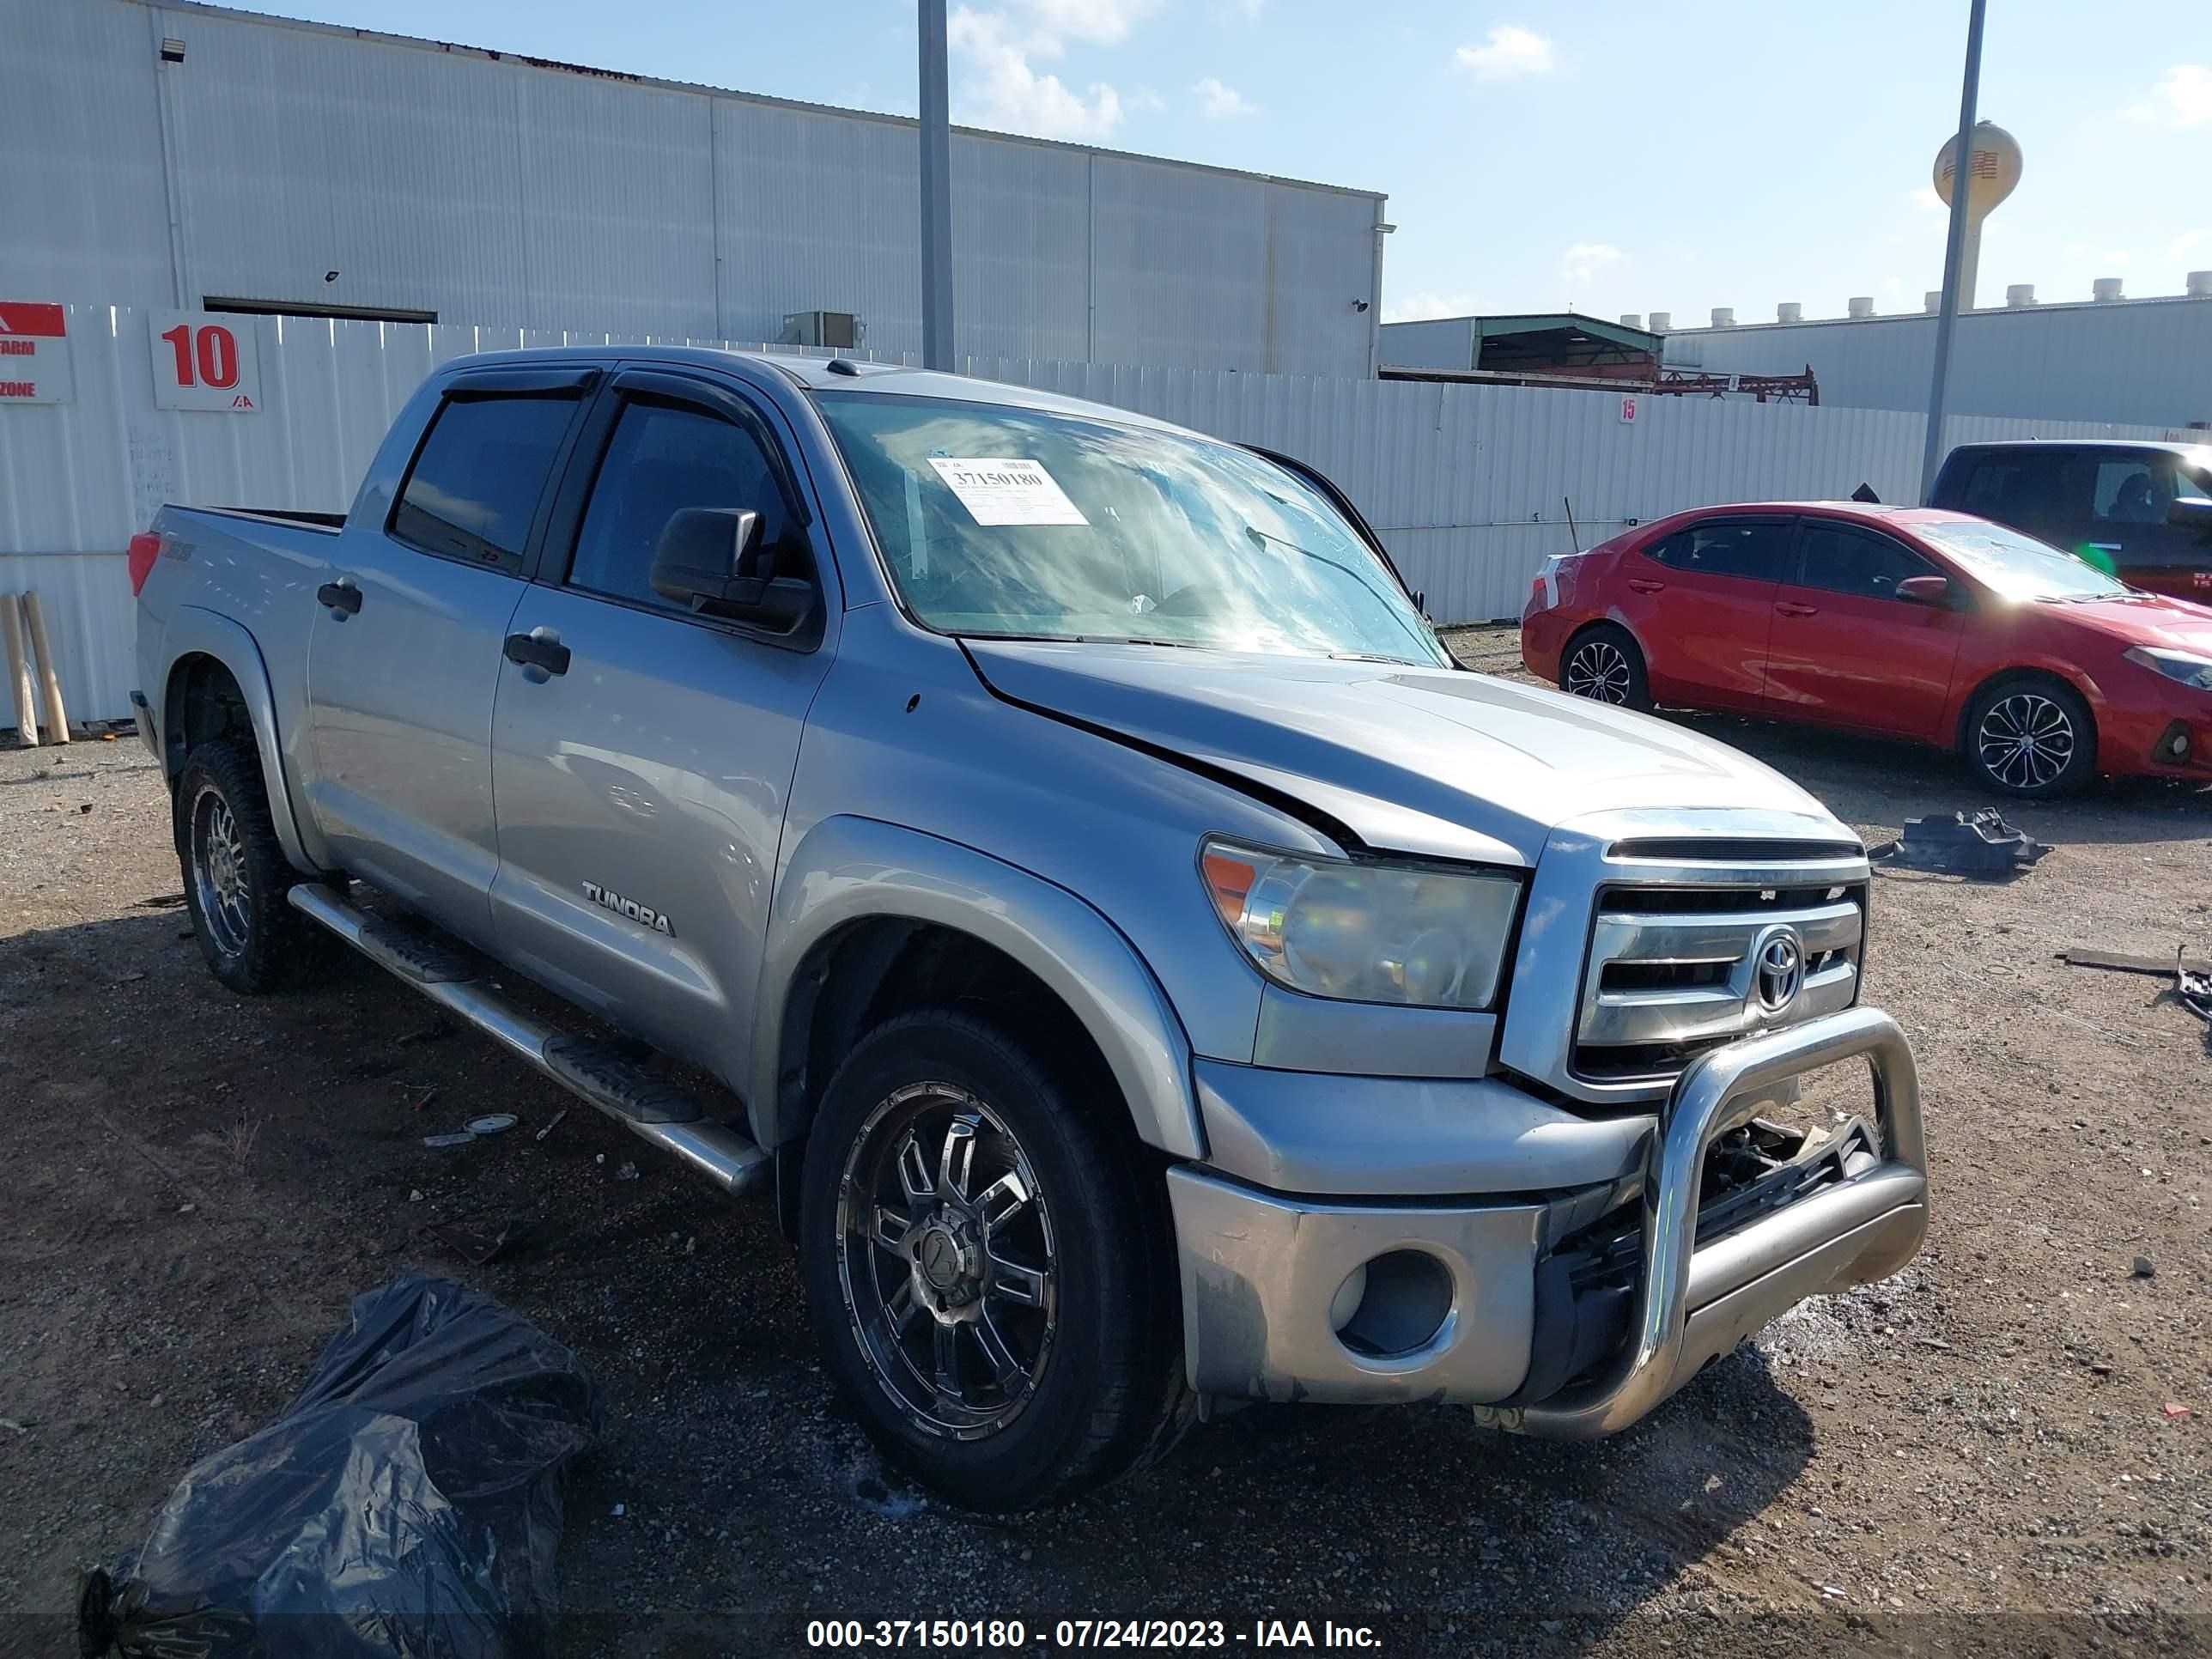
[487,366,836,1083]
[305,367,595,939]
[1629,516,1794,711]
[1763,517,1966,740]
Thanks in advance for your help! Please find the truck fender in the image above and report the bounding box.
[755,814,1204,1160]
[160,605,318,876]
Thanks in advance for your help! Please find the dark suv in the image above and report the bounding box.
[1929,440,2212,602]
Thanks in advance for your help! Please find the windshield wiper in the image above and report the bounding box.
[1328,651,1427,665]
[1242,526,1436,658]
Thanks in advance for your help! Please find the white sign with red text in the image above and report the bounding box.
[1619,393,1640,424]
[0,302,72,403]
[148,312,262,411]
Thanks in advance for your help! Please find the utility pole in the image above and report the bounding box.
[918,0,954,370]
[1919,0,1987,503]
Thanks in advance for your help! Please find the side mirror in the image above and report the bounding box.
[1895,574,1953,607]
[2167,497,2212,535]
[649,507,817,635]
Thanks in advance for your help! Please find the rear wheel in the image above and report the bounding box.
[175,738,336,993]
[799,1012,1189,1510]
[1964,677,2095,797]
[1559,623,1650,712]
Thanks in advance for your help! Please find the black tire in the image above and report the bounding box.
[1962,676,2096,797]
[799,1011,1191,1510]
[1559,623,1651,712]
[173,738,336,993]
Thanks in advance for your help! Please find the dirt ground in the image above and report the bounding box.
[3,631,2208,1658]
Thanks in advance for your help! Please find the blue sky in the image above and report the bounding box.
[251,1,2212,325]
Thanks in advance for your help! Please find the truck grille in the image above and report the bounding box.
[1571,877,1867,1084]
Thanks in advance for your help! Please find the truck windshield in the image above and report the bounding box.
[1917,519,2130,602]
[814,392,1448,665]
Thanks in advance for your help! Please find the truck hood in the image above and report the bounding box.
[965,641,1844,866]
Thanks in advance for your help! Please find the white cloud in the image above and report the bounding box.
[2100,250,2133,269]
[2171,227,2212,262]
[947,5,1128,139]
[1559,241,1626,286]
[1909,185,1946,215]
[1382,291,1480,324]
[2064,240,2089,256]
[2126,64,2212,128]
[1455,25,1554,81]
[1012,0,1162,45]
[1193,76,1257,118]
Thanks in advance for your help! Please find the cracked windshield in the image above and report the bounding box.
[816,392,1448,666]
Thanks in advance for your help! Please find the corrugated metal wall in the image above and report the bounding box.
[3,306,2178,725]
[3,0,1383,377]
[1662,300,2212,429]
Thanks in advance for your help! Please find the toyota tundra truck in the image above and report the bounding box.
[131,348,1929,1510]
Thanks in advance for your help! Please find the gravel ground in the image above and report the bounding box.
[3,641,2209,1659]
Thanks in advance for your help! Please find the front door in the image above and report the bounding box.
[305,375,590,939]
[1629,516,1794,710]
[1762,518,1966,740]
[488,368,836,1085]
[2035,450,2212,599]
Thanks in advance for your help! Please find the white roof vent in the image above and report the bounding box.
[2186,270,2212,298]
[1777,302,1802,323]
[1647,311,1671,331]
[1711,307,1735,327]
[1619,313,1642,328]
[1924,290,1942,313]
[2092,277,2124,301]
[1847,296,1875,319]
[2006,283,2037,307]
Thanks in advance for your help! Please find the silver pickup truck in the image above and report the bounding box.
[132,347,1929,1510]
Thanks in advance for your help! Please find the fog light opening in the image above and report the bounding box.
[1332,1249,1454,1358]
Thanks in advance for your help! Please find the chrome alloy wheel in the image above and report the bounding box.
[191,788,252,956]
[835,1083,1056,1440]
[1977,691,2075,791]
[1565,638,1632,703]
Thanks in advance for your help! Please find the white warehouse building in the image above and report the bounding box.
[5,0,1389,375]
[1656,286,2212,431]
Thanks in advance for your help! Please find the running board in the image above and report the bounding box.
[287,883,769,1195]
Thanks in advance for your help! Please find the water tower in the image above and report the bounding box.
[1932,120,2022,308]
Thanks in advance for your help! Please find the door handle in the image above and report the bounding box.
[1774,600,1820,618]
[503,631,570,676]
[2085,542,2122,553]
[316,580,362,615]
[1625,576,1665,593]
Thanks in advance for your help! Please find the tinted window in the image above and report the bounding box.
[1958,457,2039,520]
[1647,520,1791,580]
[2092,458,2160,524]
[1794,523,1935,600]
[568,398,811,611]
[390,394,578,572]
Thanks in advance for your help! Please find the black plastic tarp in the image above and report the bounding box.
[79,1275,599,1659]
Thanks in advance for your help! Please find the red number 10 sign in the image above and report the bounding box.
[149,312,262,412]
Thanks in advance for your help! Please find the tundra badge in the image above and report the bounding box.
[582,881,675,936]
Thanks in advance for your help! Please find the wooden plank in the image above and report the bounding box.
[20,589,70,744]
[2061,947,2212,978]
[0,594,41,746]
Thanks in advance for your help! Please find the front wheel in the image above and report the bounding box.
[1964,678,2095,797]
[799,1012,1189,1510]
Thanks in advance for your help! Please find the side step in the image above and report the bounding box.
[288,883,769,1195]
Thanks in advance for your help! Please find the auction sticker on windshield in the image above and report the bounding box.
[927,457,1089,526]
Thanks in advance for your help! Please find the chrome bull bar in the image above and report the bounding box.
[1478,1004,1929,1438]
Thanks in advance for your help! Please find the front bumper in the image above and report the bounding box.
[1168,1006,1928,1428]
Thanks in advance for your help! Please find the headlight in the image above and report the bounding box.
[1199,838,1521,1010]
[2124,647,2212,690]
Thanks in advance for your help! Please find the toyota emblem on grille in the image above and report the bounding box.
[1753,925,1805,1012]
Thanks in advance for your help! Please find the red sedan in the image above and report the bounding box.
[1521,502,2212,795]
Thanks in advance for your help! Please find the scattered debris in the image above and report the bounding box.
[2166,1403,2195,1421]
[422,1216,521,1266]
[535,1108,568,1142]
[611,1502,627,1518]
[613,1160,639,1182]
[0,1417,27,1434]
[421,1132,474,1149]
[464,1113,518,1137]
[2132,1255,2156,1279]
[1868,810,2050,878]
[408,1188,425,1202]
[2063,945,2212,1026]
[409,1088,439,1114]
[76,1277,597,1659]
